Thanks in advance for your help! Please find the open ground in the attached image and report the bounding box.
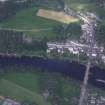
[37,9,78,24]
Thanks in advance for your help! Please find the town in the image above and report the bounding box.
[47,8,105,65]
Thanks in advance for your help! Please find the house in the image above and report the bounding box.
[0,96,20,105]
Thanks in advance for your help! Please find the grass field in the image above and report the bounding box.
[0,79,51,105]
[23,29,57,40]
[0,7,61,40]
[0,5,81,41]
[0,1,93,41]
[2,73,39,92]
[0,7,60,29]
[0,71,81,105]
[0,70,105,105]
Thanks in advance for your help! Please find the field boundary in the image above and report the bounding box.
[0,27,52,32]
[0,79,51,105]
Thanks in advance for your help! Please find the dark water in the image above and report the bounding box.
[0,55,105,90]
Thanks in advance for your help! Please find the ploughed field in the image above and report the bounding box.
[37,9,78,24]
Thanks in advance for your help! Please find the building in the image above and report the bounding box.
[0,96,20,105]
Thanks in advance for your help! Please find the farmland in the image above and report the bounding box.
[0,67,105,105]
[0,79,51,105]
[0,0,104,59]
[37,9,78,24]
[0,3,80,57]
[0,0,105,105]
[0,7,61,40]
[0,70,80,105]
[0,2,80,41]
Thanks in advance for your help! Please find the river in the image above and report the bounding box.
[0,55,105,90]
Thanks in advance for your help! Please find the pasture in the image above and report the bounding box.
[0,69,105,105]
[0,71,80,105]
[0,76,51,105]
[0,7,61,40]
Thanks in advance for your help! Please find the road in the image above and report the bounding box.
[79,60,91,105]
[78,15,97,105]
[64,6,98,105]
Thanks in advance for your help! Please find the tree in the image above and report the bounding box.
[92,0,105,8]
[53,23,81,41]
[96,24,105,46]
[0,0,17,21]
[21,101,38,105]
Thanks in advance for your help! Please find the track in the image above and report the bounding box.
[0,27,52,32]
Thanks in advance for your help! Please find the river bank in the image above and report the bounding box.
[0,54,105,90]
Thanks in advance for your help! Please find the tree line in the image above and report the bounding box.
[0,30,47,54]
[0,0,65,21]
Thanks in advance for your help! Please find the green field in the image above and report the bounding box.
[0,79,51,105]
[0,0,102,40]
[0,71,81,105]
[0,70,105,105]
[0,7,61,29]
[0,0,104,58]
[0,0,104,41]
[0,4,81,57]
[0,7,61,40]
[0,5,81,41]
[0,1,105,105]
